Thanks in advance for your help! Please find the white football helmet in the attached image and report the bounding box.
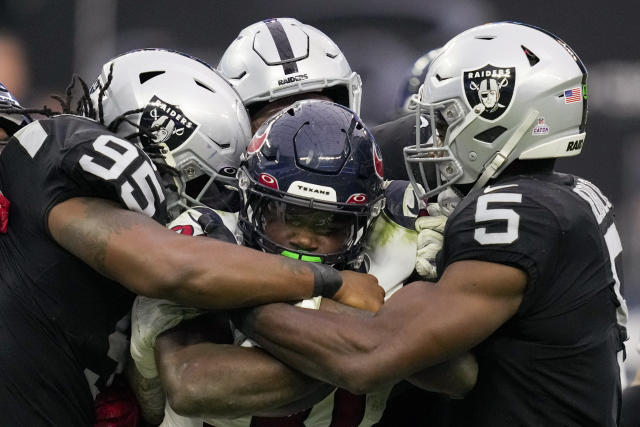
[89,49,251,215]
[218,18,362,115]
[404,22,588,200]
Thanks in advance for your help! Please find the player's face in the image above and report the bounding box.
[0,127,8,141]
[261,201,354,254]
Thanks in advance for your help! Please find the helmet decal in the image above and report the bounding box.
[247,130,268,154]
[531,117,550,136]
[463,64,516,121]
[140,95,198,150]
[287,180,337,202]
[259,172,279,189]
[219,166,237,177]
[563,87,582,104]
[347,193,368,204]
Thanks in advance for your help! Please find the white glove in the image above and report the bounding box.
[415,215,447,279]
[130,296,205,379]
[415,188,460,280]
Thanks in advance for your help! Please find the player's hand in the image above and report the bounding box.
[130,296,204,378]
[415,215,447,280]
[333,270,385,312]
[415,188,460,280]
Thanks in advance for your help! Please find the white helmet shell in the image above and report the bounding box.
[405,22,588,200]
[218,18,362,115]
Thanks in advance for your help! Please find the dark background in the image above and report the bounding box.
[2,0,640,376]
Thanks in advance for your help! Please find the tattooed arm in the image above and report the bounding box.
[47,197,384,310]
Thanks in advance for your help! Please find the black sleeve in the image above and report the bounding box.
[18,118,169,231]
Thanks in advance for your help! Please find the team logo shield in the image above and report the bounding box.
[140,95,197,150]
[463,64,516,121]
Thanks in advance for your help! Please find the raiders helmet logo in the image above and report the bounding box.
[140,95,197,150]
[463,65,516,121]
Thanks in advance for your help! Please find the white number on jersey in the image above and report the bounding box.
[474,192,523,245]
[79,135,165,217]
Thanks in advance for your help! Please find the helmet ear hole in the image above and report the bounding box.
[139,71,165,84]
[195,80,216,94]
[474,126,507,143]
[521,45,540,66]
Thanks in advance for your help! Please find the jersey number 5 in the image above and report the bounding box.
[474,192,522,245]
[79,135,165,217]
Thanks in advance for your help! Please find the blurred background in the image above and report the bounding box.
[2,0,640,377]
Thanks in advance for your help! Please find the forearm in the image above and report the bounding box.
[48,197,320,308]
[237,303,395,394]
[157,338,329,418]
[125,359,166,425]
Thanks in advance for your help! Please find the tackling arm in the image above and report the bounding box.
[154,314,333,418]
[236,259,525,394]
[48,197,383,310]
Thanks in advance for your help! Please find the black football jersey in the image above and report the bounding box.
[0,115,167,425]
[440,172,626,427]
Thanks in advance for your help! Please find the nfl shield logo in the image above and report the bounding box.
[463,64,516,121]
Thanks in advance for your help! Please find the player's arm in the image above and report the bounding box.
[125,358,166,425]
[48,197,383,310]
[236,259,525,394]
[154,314,333,418]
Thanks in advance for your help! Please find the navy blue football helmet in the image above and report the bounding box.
[237,99,385,268]
[0,82,30,138]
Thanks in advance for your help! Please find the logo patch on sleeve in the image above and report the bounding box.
[140,96,197,150]
[463,65,516,121]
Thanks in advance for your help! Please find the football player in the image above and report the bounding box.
[233,22,628,427]
[217,17,361,133]
[0,50,382,425]
[130,100,477,426]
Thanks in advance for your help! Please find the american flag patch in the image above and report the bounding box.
[564,87,582,103]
